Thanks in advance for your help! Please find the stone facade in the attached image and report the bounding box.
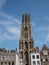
[40,44,49,65]
[19,14,49,65]
[0,48,25,65]
[0,48,16,65]
[19,14,34,65]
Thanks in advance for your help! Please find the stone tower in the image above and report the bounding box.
[19,14,34,65]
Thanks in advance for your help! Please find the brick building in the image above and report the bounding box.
[40,44,49,65]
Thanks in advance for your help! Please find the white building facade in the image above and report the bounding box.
[15,54,24,65]
[31,53,41,65]
[0,48,24,65]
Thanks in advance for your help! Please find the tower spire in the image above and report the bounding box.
[20,13,33,41]
[19,13,34,65]
[22,13,30,24]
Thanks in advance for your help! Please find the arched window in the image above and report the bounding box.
[25,14,27,23]
[24,26,28,38]
[25,51,28,65]
[24,26,28,31]
[25,42,28,49]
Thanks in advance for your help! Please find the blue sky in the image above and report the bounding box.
[0,0,49,50]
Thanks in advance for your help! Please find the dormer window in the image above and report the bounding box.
[42,56,46,62]
[43,50,48,55]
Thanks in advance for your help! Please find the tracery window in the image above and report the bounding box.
[25,42,28,49]
[25,51,28,64]
[24,26,28,38]
[25,14,27,23]
[43,50,48,55]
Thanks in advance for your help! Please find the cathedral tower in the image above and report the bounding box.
[19,14,34,65]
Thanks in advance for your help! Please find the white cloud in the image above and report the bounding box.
[3,33,16,40]
[34,25,49,44]
[35,26,49,31]
[0,12,21,43]
[46,34,49,41]
[0,0,6,9]
[34,40,47,50]
[35,40,46,45]
[32,22,36,27]
[0,12,21,25]
[7,26,20,36]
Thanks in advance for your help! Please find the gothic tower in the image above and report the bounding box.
[19,14,34,65]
